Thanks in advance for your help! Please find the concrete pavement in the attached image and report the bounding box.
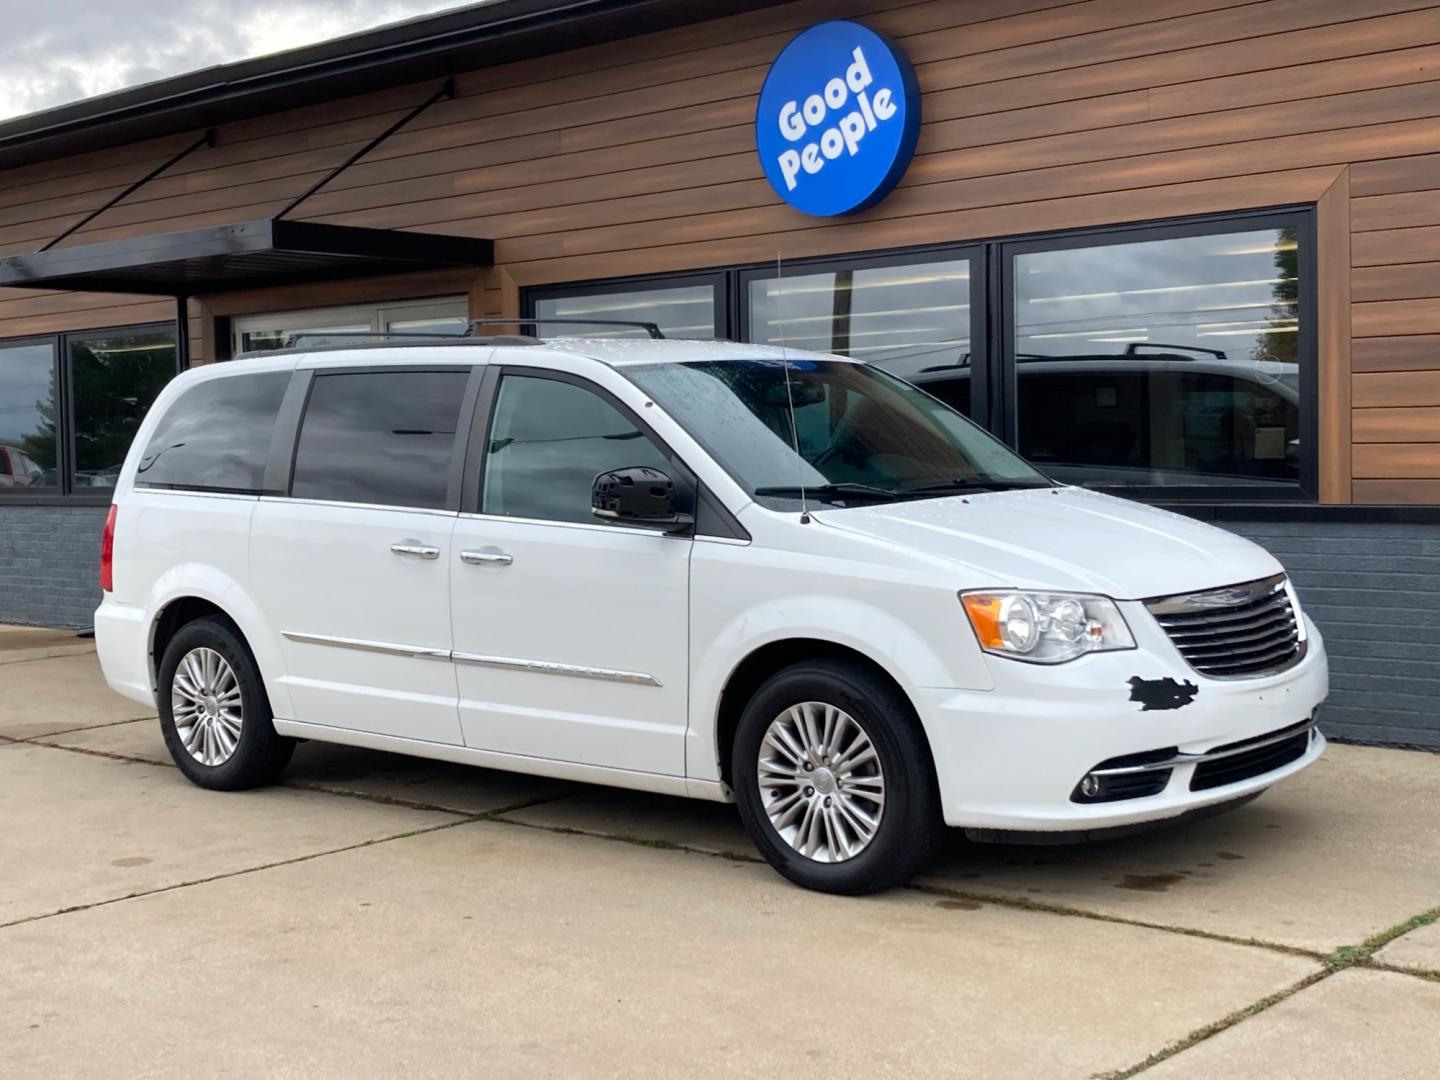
[1,636,1437,1078]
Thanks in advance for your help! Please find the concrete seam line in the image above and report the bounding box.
[1090,968,1333,1080]
[15,715,157,741]
[14,737,568,818]
[480,811,764,865]
[1317,904,1440,974]
[1363,959,1440,984]
[1104,906,1440,1078]
[0,815,480,934]
[0,650,99,667]
[281,779,570,817]
[1361,904,1440,952]
[907,881,1325,962]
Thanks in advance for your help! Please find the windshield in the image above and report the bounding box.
[626,358,1051,508]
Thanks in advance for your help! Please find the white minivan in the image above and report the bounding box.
[95,334,1328,894]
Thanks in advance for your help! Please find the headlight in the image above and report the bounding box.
[961,590,1135,664]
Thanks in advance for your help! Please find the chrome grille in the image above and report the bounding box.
[1145,574,1304,679]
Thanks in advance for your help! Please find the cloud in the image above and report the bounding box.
[0,0,478,121]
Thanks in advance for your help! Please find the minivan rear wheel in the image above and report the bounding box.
[732,659,942,894]
[157,616,294,790]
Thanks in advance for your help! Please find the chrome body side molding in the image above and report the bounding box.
[281,631,450,661]
[282,631,660,686]
[451,650,662,686]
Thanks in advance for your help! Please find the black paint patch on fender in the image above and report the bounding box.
[1128,676,1199,711]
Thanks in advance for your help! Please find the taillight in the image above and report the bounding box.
[100,504,117,592]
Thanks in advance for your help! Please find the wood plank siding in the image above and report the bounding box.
[2,0,1440,501]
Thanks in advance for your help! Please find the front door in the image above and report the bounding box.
[450,370,691,776]
[250,366,474,745]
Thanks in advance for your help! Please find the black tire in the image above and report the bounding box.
[157,615,294,790]
[732,659,943,895]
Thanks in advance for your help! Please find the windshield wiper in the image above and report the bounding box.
[753,482,900,503]
[897,477,1055,495]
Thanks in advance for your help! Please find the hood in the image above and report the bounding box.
[810,486,1281,599]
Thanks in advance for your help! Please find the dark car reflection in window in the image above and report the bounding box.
[914,349,1299,488]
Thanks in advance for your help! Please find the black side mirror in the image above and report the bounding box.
[592,466,693,532]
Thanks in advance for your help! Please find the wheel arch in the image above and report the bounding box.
[712,637,938,792]
[146,570,291,718]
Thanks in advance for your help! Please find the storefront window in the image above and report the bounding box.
[0,340,58,491]
[1012,227,1302,489]
[532,283,716,339]
[746,259,973,412]
[69,328,178,490]
[522,212,1311,501]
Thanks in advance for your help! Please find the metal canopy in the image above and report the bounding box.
[0,219,494,296]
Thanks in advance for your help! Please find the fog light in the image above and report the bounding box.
[1080,774,1102,798]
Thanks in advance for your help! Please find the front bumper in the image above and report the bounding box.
[917,611,1329,831]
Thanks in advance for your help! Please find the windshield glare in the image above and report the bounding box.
[627,358,1050,507]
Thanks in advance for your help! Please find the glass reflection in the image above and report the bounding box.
[747,260,971,412]
[240,323,371,352]
[291,371,468,509]
[1012,228,1301,487]
[138,372,291,494]
[0,341,57,489]
[534,285,715,339]
[70,329,177,490]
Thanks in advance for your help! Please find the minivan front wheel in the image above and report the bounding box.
[158,616,294,790]
[733,659,942,894]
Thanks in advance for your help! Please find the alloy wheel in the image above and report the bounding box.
[757,701,886,863]
[171,647,243,767]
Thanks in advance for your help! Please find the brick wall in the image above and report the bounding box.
[0,505,107,630]
[1220,520,1440,751]
[0,505,1435,749]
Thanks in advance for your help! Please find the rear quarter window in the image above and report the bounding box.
[135,371,289,493]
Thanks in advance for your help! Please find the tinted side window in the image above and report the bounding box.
[137,371,289,493]
[482,375,669,524]
[291,370,468,509]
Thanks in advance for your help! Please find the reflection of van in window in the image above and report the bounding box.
[95,337,1327,895]
[910,348,1300,488]
[0,445,44,487]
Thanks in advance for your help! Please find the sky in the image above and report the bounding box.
[0,0,479,122]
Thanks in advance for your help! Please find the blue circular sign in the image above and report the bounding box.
[755,20,921,217]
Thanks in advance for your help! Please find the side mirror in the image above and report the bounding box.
[592,466,693,532]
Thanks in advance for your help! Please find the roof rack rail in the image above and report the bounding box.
[468,317,665,339]
[285,329,467,346]
[1124,342,1227,360]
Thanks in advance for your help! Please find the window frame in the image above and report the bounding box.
[66,323,186,496]
[520,206,1318,505]
[999,208,1316,502]
[462,364,732,536]
[0,320,182,505]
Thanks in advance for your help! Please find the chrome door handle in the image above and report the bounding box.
[391,540,440,560]
[460,549,513,566]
